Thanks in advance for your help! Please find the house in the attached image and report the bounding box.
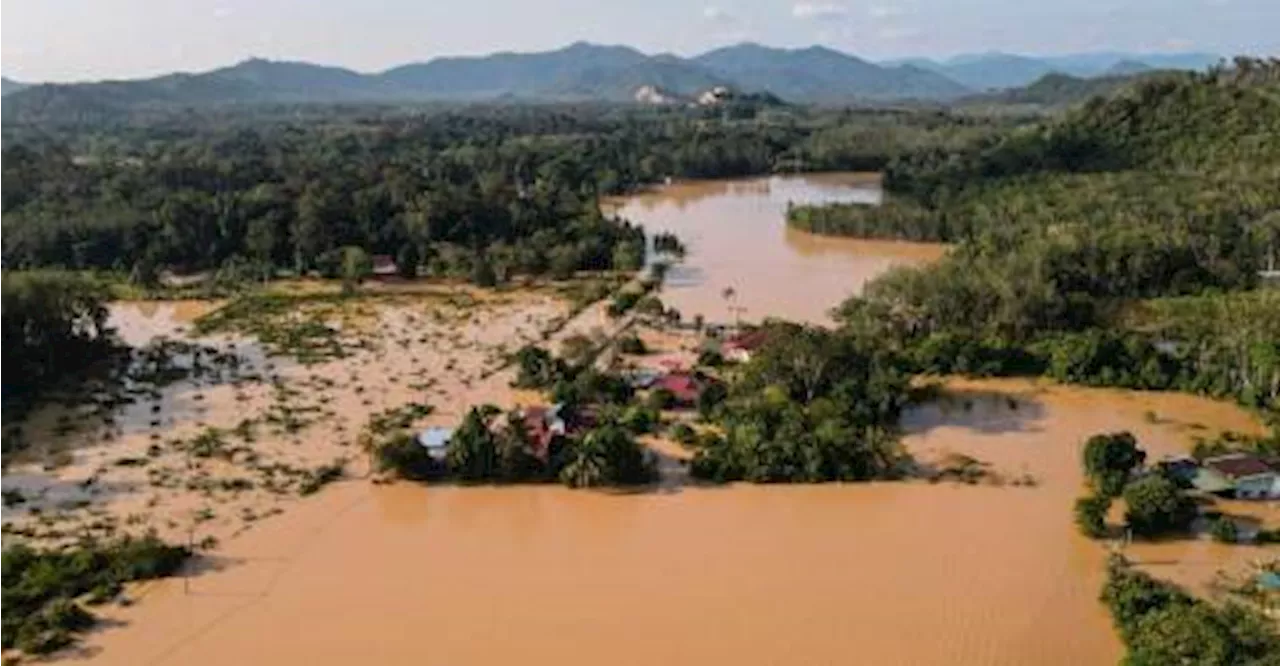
[722,328,770,363]
[416,427,454,461]
[521,404,569,461]
[1202,453,1279,499]
[371,254,398,278]
[1156,456,1201,486]
[652,372,705,408]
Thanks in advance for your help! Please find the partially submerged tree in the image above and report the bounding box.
[1083,431,1146,498]
[1123,474,1196,538]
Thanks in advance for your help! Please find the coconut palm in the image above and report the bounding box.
[559,435,608,488]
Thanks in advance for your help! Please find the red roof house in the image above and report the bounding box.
[653,372,704,407]
[521,406,565,461]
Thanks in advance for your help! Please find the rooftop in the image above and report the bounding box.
[724,328,770,352]
[1204,453,1276,479]
[416,427,454,450]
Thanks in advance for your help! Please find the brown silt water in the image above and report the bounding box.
[610,173,947,324]
[38,177,1277,665]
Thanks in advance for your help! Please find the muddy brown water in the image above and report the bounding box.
[66,378,1273,666]
[44,177,1277,665]
[610,173,947,324]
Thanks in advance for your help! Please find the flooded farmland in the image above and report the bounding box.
[8,176,1276,666]
[62,378,1271,666]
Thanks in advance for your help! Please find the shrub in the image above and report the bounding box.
[1208,517,1238,544]
[373,432,435,480]
[1074,494,1111,538]
[2,535,189,653]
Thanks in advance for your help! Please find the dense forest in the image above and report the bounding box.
[0,102,1012,412]
[798,59,1280,417]
[1,103,1014,279]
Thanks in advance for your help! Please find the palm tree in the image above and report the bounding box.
[559,436,608,488]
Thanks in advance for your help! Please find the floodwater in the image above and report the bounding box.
[67,378,1274,666]
[35,181,1276,665]
[610,173,948,324]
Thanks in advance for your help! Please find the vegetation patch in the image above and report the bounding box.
[2,534,190,655]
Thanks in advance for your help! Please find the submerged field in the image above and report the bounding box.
[5,173,1277,665]
[42,374,1273,666]
[1,280,625,552]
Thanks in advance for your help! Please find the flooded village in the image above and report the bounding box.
[3,174,1277,665]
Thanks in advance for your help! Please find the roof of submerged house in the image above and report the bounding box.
[1204,453,1276,480]
[653,372,702,402]
[1191,468,1236,494]
[723,328,770,352]
[417,427,453,449]
[371,254,397,275]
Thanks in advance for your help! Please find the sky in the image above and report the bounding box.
[3,0,1278,82]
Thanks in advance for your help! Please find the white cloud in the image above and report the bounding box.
[868,5,904,19]
[703,6,733,22]
[212,6,233,18]
[792,3,849,20]
[1163,37,1194,49]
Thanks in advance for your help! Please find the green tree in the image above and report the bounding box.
[611,240,644,272]
[339,246,372,295]
[1074,494,1110,538]
[1082,432,1146,498]
[395,243,420,280]
[560,435,607,488]
[446,406,501,481]
[1123,474,1196,538]
[1126,603,1236,666]
[470,254,497,287]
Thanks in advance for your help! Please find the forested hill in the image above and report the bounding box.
[882,58,1280,202]
[792,58,1280,415]
[690,44,968,102]
[956,71,1169,109]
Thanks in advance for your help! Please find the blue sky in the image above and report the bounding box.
[3,0,1277,82]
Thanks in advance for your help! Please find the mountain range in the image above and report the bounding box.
[886,51,1220,90]
[0,42,1222,114]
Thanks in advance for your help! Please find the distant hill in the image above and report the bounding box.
[200,58,405,101]
[1104,60,1153,76]
[958,69,1185,110]
[886,50,1220,90]
[694,44,969,101]
[936,53,1059,91]
[379,42,651,100]
[0,43,1229,120]
[1,77,31,96]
